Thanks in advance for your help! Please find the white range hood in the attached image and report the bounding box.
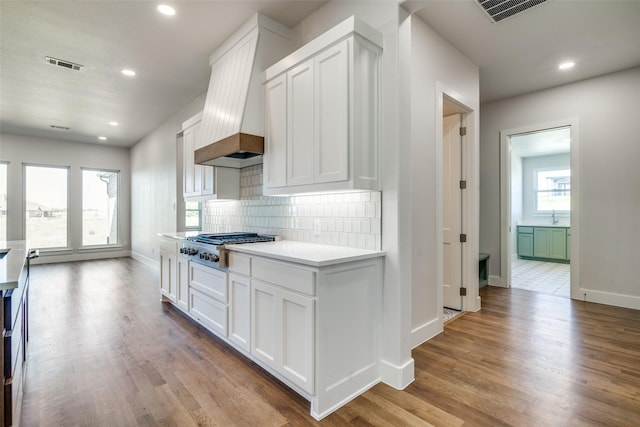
[195,14,292,168]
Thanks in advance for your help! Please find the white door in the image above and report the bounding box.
[443,114,462,310]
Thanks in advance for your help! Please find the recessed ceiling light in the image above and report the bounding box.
[558,61,575,70]
[157,5,176,16]
[109,121,119,126]
[98,136,107,141]
[121,69,136,77]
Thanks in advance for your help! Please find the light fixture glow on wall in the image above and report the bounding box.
[121,69,136,77]
[98,136,107,141]
[109,121,119,126]
[157,5,176,16]
[558,61,575,70]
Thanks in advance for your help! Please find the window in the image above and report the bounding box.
[535,168,570,212]
[0,163,7,241]
[25,165,69,249]
[185,201,201,231]
[83,169,119,246]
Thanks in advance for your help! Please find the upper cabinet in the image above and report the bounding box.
[263,17,382,196]
[181,112,240,201]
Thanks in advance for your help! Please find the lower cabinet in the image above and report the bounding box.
[189,262,228,337]
[176,257,189,311]
[228,273,251,353]
[251,279,314,394]
[517,226,570,262]
[159,237,178,302]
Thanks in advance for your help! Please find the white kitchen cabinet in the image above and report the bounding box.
[176,256,189,311]
[263,17,382,196]
[251,278,314,394]
[264,75,287,189]
[228,272,251,353]
[189,261,228,337]
[159,237,177,302]
[181,112,240,201]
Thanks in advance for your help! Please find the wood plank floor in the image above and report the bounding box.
[21,258,640,426]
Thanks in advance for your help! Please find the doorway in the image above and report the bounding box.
[500,119,580,298]
[442,96,467,317]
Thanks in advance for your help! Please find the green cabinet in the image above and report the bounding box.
[517,226,570,263]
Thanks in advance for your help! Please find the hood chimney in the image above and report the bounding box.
[195,14,292,168]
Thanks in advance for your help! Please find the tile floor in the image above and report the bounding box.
[511,257,570,297]
[443,307,462,322]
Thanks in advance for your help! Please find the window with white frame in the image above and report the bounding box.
[535,168,570,212]
[0,162,7,241]
[25,164,69,249]
[82,169,119,246]
[185,201,201,231]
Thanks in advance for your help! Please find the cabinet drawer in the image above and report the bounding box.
[159,238,178,254]
[189,287,228,337]
[517,227,534,234]
[190,262,227,303]
[229,252,251,276]
[252,258,315,296]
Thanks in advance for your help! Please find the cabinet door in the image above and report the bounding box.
[264,75,288,189]
[183,125,203,198]
[280,289,314,394]
[228,273,251,353]
[549,228,567,259]
[533,228,551,258]
[201,164,215,196]
[287,60,315,186]
[159,251,176,302]
[251,280,278,370]
[315,40,349,184]
[176,257,189,311]
[517,232,534,257]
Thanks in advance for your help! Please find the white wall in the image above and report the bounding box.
[0,133,130,263]
[480,66,640,309]
[408,14,480,346]
[130,94,205,266]
[511,155,523,252]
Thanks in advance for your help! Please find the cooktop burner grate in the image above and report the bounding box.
[185,232,276,246]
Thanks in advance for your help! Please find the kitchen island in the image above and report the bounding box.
[0,241,32,426]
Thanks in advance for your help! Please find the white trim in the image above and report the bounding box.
[576,288,640,311]
[411,318,442,349]
[499,118,580,293]
[379,357,415,390]
[31,251,131,265]
[488,275,506,287]
[131,251,158,269]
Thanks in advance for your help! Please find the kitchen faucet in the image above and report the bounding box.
[552,209,559,224]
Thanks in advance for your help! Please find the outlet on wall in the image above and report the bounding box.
[313,219,322,236]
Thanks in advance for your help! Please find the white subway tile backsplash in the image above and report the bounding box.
[202,164,382,250]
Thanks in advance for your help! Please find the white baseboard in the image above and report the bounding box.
[31,250,131,265]
[380,357,414,390]
[410,317,443,349]
[573,287,640,311]
[131,251,158,269]
[488,275,507,287]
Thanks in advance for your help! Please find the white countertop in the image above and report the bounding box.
[226,240,385,267]
[517,222,570,228]
[157,231,200,240]
[0,240,29,289]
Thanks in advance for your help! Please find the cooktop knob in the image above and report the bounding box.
[211,254,220,262]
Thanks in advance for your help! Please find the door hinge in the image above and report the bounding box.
[459,234,467,243]
[459,127,467,136]
[459,180,467,189]
[460,287,467,296]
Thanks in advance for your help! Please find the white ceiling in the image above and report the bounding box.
[1,1,639,148]
[406,0,640,103]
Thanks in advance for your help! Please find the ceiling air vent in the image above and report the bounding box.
[45,56,84,71]
[476,0,548,23]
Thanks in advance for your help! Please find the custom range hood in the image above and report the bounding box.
[195,14,292,168]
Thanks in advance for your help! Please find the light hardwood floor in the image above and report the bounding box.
[21,258,640,426]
